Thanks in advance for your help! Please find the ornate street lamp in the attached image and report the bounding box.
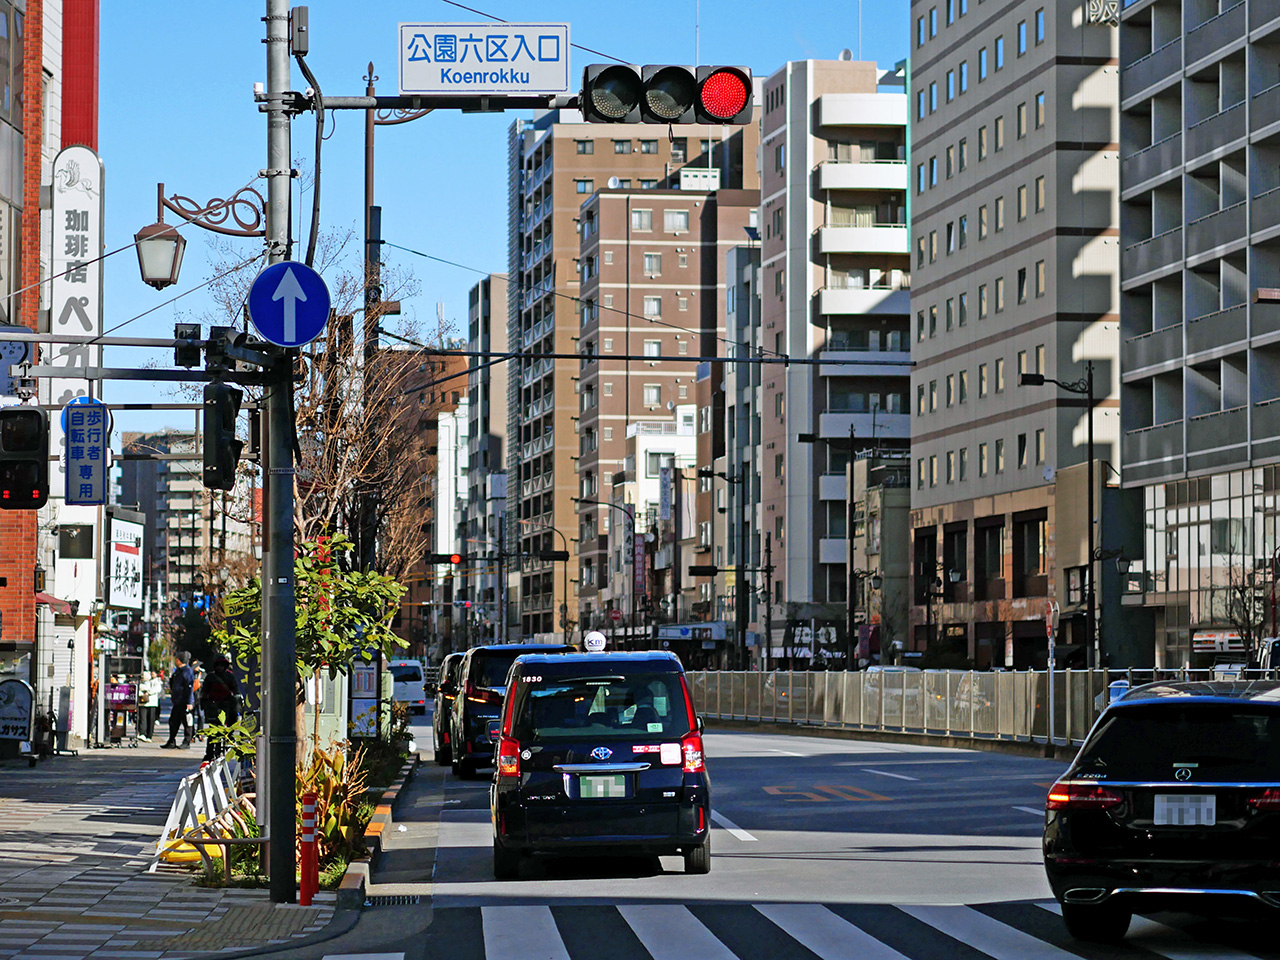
[133,216,186,290]
[134,181,266,289]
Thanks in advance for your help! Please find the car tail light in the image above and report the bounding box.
[1249,789,1280,811]
[465,682,502,705]
[498,735,521,779]
[1046,781,1123,811]
[682,732,705,773]
[442,729,449,744]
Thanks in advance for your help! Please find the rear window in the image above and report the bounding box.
[472,652,522,689]
[1076,704,1280,781]
[390,664,422,682]
[510,672,691,740]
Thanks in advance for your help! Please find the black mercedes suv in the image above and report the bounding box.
[489,650,712,879]
[1044,680,1280,942]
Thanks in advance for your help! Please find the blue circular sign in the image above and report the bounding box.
[247,261,331,348]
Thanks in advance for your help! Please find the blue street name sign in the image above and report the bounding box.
[247,261,331,348]
[63,396,110,506]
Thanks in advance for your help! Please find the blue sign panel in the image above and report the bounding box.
[63,396,110,506]
[247,261,331,348]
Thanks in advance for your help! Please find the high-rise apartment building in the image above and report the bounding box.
[574,185,759,641]
[909,0,1123,668]
[756,59,911,660]
[1119,0,1280,667]
[506,109,757,640]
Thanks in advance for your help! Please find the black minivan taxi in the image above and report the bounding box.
[489,650,711,879]
[1044,680,1280,942]
[450,643,574,778]
[432,652,465,767]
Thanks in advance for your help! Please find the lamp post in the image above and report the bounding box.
[698,467,748,668]
[1020,362,1097,666]
[519,518,572,645]
[920,563,961,660]
[575,497,636,645]
[848,568,882,669]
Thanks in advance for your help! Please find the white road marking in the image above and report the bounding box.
[767,747,807,757]
[710,809,758,841]
[1037,903,1257,959]
[861,768,920,781]
[482,905,569,960]
[756,902,911,959]
[322,955,405,960]
[901,904,1079,960]
[619,904,737,960]
[1013,805,1045,816]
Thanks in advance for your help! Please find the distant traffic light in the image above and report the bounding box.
[174,323,202,367]
[0,406,49,509]
[202,383,243,490]
[580,65,753,124]
[426,553,466,565]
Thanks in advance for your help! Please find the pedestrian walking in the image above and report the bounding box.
[201,654,240,761]
[137,671,162,741]
[161,652,195,749]
[190,662,206,742]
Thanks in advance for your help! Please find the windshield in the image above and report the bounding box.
[472,652,521,689]
[389,664,422,683]
[510,673,691,740]
[1076,704,1280,781]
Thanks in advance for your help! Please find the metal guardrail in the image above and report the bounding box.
[687,668,1224,748]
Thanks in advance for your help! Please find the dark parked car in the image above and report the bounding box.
[489,650,711,879]
[1044,680,1280,942]
[432,652,465,766]
[450,643,573,777]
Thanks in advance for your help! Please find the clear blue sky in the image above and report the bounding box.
[98,0,907,435]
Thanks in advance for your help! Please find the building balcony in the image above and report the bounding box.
[1255,301,1280,340]
[1186,2,1245,66]
[1255,187,1280,238]
[817,287,910,316]
[1255,83,1280,134]
[1120,39,1181,103]
[1121,134,1182,193]
[1253,398,1280,443]
[1186,102,1245,163]
[818,474,847,501]
[817,224,909,255]
[1187,405,1248,470]
[1186,304,1246,356]
[817,410,910,441]
[816,160,908,193]
[1186,202,1246,258]
[1123,420,1183,473]
[1122,227,1182,281]
[818,538,847,565]
[1123,323,1182,372]
[818,350,911,379]
[816,92,907,128]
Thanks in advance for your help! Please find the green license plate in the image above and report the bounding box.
[579,774,627,798]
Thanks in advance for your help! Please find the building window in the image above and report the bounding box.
[979,204,989,239]
[918,458,926,489]
[776,454,785,480]
[671,138,687,161]
[576,179,594,194]
[958,214,968,248]
[917,90,927,121]
[917,162,926,194]
[646,451,674,476]
[959,369,969,402]
[603,427,613,441]
[995,35,1005,69]
[1017,103,1027,138]
[678,385,688,399]
[1035,175,1045,211]
[995,356,1006,391]
[1036,344,1045,373]
[917,383,926,415]
[959,447,969,480]
[917,236,926,267]
[917,15,926,46]
[643,385,661,406]
[640,179,658,189]
[1035,260,1046,296]
[1036,429,1046,463]
[1017,184,1028,219]
[979,443,988,476]
[640,139,658,154]
[947,0,955,24]
[959,292,968,326]
[929,304,938,337]
[946,221,955,254]
[643,296,662,317]
[979,47,988,80]
[978,283,988,318]
[995,438,1005,472]
[929,380,938,411]
[929,455,938,486]
[1018,20,1027,54]
[930,81,938,112]
[917,311,926,342]
[631,208,653,230]
[602,294,614,307]
[1018,433,1028,468]
[678,252,688,268]
[678,297,688,311]
[1035,91,1046,128]
[995,195,1005,231]
[775,143,785,171]
[946,297,955,330]
[1017,267,1028,303]
[946,71,954,102]
[929,230,938,262]
[995,276,1006,312]
[959,60,968,93]
[664,209,690,232]
[930,6,938,35]
[775,268,786,296]
[1017,349,1028,377]
[946,451,956,483]
[978,125,988,159]
[994,115,1005,150]
[930,155,938,186]
[978,362,988,396]
[1036,7,1046,43]
[614,140,632,154]
[575,140,594,154]
[644,252,662,275]
[776,392,785,417]
[958,137,968,170]
[643,339,661,358]
[946,373,956,407]
[946,145,955,179]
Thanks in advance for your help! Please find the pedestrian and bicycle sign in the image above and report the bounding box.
[399,23,571,96]
[247,261,331,348]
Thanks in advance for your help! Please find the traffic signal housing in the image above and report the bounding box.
[0,406,48,509]
[426,553,466,565]
[580,65,753,124]
[202,383,243,491]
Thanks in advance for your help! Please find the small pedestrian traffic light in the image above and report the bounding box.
[580,65,754,124]
[202,382,243,491]
[0,406,49,509]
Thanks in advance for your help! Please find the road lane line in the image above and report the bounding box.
[482,905,569,960]
[710,810,758,841]
[756,903,911,960]
[900,904,1079,960]
[767,747,807,757]
[1013,806,1045,816]
[861,768,920,781]
[619,904,737,960]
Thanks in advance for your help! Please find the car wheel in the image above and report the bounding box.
[684,838,711,875]
[458,759,477,779]
[1060,902,1130,943]
[493,839,520,880]
[451,755,462,776]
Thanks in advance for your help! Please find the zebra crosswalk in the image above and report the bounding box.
[361,900,1280,960]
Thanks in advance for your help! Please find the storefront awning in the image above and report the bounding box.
[34,592,75,616]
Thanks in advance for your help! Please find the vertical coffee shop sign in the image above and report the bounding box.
[48,146,105,499]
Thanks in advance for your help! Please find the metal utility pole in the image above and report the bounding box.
[763,533,774,671]
[734,471,748,669]
[262,0,297,904]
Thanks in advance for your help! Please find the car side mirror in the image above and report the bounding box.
[488,720,501,740]
[697,716,704,733]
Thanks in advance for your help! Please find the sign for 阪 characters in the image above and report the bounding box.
[398,23,570,96]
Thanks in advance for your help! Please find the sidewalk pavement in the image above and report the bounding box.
[0,735,339,959]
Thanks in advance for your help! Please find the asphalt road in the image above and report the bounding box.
[269,709,1280,960]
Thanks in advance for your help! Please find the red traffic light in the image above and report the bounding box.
[449,554,463,565]
[698,67,751,122]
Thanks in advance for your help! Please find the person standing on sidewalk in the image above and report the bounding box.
[162,652,195,749]
[201,655,240,761]
[137,671,163,742]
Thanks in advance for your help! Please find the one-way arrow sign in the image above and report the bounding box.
[248,261,331,348]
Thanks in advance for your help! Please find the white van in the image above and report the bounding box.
[388,659,427,715]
